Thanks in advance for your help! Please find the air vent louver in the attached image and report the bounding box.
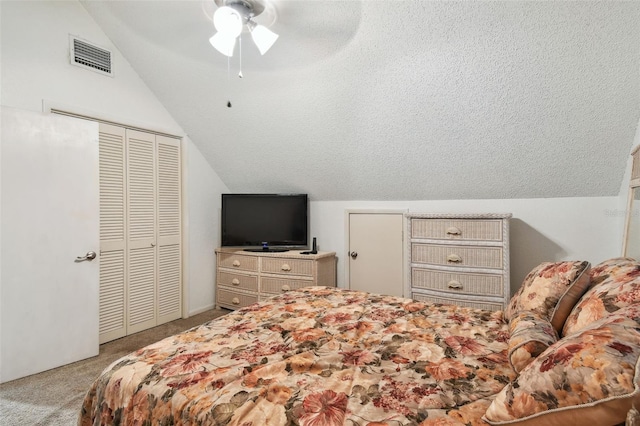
[70,36,112,76]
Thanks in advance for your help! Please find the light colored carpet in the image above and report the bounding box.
[0,309,229,425]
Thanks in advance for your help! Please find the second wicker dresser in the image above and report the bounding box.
[406,213,511,311]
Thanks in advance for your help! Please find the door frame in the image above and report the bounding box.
[44,101,189,320]
[344,209,408,296]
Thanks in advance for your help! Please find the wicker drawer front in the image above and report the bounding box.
[412,243,503,269]
[411,219,502,242]
[218,271,258,292]
[261,277,313,295]
[261,258,314,276]
[412,293,503,311]
[412,268,503,297]
[218,253,258,272]
[217,288,258,309]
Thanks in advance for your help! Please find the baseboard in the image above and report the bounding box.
[188,303,216,317]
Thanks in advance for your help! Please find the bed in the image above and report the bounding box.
[79,257,640,426]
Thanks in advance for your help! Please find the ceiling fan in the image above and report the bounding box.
[209,0,278,57]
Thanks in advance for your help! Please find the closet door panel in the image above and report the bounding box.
[126,130,157,333]
[127,130,156,243]
[99,124,127,343]
[158,244,181,324]
[156,136,182,325]
[99,250,126,343]
[157,137,181,245]
[128,246,156,333]
[99,125,182,339]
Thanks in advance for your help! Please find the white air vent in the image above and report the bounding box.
[69,35,112,76]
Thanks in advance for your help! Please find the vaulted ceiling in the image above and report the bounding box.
[81,0,640,201]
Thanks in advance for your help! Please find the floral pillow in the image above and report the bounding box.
[505,261,591,333]
[507,311,558,373]
[483,304,640,425]
[562,257,640,336]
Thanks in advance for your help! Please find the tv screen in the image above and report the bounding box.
[221,194,308,250]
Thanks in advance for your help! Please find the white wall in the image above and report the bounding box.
[311,197,623,295]
[184,142,227,314]
[0,2,633,325]
[0,0,228,318]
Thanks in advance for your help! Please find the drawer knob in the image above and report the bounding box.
[448,280,463,290]
[281,263,291,271]
[446,227,461,236]
[231,278,240,286]
[232,297,240,305]
[232,260,241,267]
[447,254,462,263]
[281,284,291,292]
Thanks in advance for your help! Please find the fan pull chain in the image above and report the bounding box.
[226,54,232,108]
[238,35,243,78]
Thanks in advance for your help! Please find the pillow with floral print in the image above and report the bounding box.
[563,257,640,337]
[505,261,591,333]
[484,304,640,426]
[507,310,558,373]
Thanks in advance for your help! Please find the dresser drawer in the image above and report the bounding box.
[412,268,503,297]
[217,288,258,309]
[411,218,503,242]
[261,277,313,295]
[412,293,504,311]
[411,243,503,269]
[261,258,314,276]
[218,253,258,272]
[218,271,258,292]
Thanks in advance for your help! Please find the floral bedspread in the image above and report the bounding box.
[79,287,514,426]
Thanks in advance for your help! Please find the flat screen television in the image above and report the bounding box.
[221,193,308,252]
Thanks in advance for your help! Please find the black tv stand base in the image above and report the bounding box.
[243,248,290,253]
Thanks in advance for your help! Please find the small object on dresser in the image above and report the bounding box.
[301,237,318,255]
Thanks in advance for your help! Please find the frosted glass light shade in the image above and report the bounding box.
[250,23,278,55]
[213,6,243,37]
[209,32,236,57]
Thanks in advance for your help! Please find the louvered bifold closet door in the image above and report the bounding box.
[126,130,157,335]
[99,123,127,344]
[156,135,182,325]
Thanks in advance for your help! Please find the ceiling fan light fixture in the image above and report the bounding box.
[213,6,243,37]
[209,0,278,58]
[209,32,236,57]
[248,21,278,55]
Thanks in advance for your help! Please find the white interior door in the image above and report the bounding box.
[347,212,404,297]
[0,107,99,383]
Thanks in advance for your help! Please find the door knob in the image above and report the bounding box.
[75,251,97,262]
[349,251,358,259]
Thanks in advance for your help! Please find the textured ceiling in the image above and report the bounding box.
[81,0,640,201]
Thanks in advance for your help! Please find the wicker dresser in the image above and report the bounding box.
[215,248,337,310]
[406,213,512,311]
